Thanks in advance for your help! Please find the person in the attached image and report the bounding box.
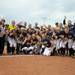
[43,41,53,56]
[50,36,57,56]
[22,34,33,54]
[59,35,67,56]
[35,22,40,29]
[72,38,75,56]
[40,44,45,54]
[56,36,61,55]
[0,21,5,55]
[24,22,27,28]
[67,35,73,56]
[16,34,24,54]
[63,16,66,25]
[8,20,16,31]
[54,22,62,37]
[7,31,17,55]
[43,47,52,56]
[41,34,52,56]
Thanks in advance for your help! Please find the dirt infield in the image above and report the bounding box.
[0,55,75,75]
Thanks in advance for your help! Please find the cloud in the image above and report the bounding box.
[61,0,75,12]
[0,0,75,25]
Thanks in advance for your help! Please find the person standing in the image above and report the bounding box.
[0,20,5,55]
[63,16,66,25]
[7,31,17,55]
[72,38,75,56]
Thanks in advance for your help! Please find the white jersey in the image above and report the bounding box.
[43,47,53,56]
[56,39,61,50]
[60,40,67,48]
[72,41,75,50]
[68,39,73,48]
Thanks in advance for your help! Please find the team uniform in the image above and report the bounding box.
[7,36,16,54]
[59,39,67,56]
[56,38,61,55]
[68,38,73,56]
[0,26,5,55]
[43,47,53,56]
[72,40,75,56]
[16,37,23,54]
[50,38,57,55]
[8,25,16,31]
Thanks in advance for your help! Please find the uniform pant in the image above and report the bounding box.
[10,47,15,55]
[7,42,15,55]
[16,43,22,54]
[72,49,75,56]
[52,47,57,56]
[59,47,65,56]
[0,37,5,55]
[7,42,11,54]
[69,48,73,56]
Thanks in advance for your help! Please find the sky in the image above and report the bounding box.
[0,0,75,26]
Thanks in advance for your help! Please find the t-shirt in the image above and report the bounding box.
[8,25,16,31]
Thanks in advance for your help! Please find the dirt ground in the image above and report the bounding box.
[0,55,75,75]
